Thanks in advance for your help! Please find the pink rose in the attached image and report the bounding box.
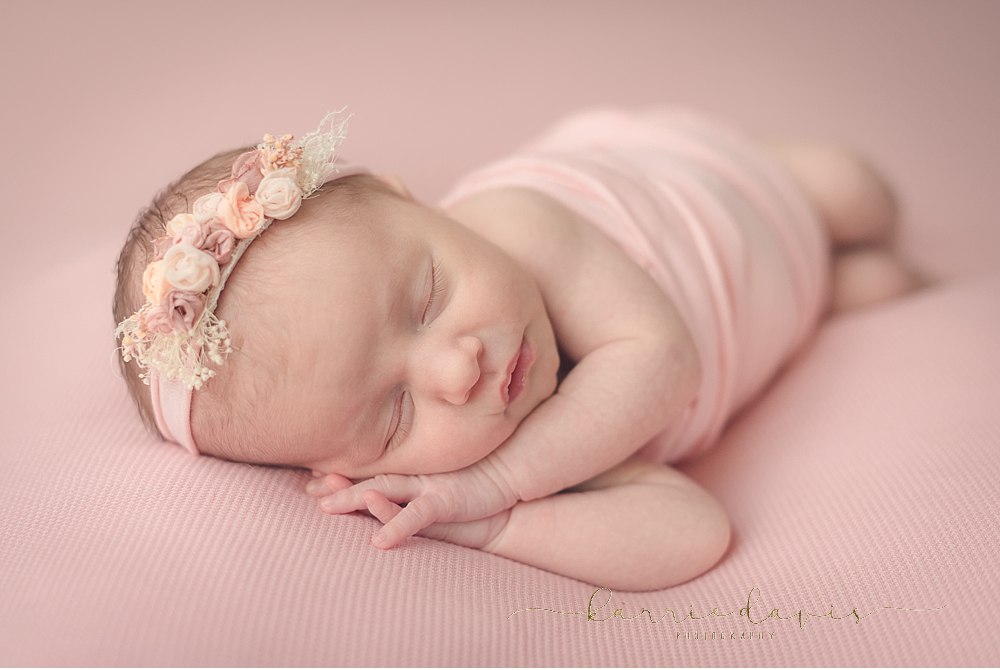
[165,290,207,332]
[142,260,170,305]
[254,167,303,219]
[222,150,264,194]
[216,181,266,239]
[192,192,224,224]
[143,304,174,333]
[162,243,220,293]
[202,220,236,265]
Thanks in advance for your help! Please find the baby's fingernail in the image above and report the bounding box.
[372,531,387,546]
[320,494,345,512]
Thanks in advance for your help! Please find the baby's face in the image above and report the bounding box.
[250,188,560,478]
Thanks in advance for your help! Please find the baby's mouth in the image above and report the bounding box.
[501,335,535,406]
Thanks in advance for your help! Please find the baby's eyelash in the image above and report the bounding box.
[421,260,445,325]
[385,391,413,452]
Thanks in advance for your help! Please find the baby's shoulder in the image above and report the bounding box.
[445,186,604,270]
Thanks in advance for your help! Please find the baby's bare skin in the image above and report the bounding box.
[297,180,710,592]
[303,140,923,592]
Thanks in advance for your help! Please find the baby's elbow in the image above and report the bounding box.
[664,494,731,591]
[694,492,731,578]
[609,484,731,593]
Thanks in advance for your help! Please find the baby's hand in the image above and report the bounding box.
[361,490,511,551]
[306,462,519,549]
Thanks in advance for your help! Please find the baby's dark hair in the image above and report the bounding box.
[112,147,393,459]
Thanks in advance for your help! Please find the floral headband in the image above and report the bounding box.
[115,109,369,454]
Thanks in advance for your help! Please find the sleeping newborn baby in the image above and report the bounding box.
[113,107,924,592]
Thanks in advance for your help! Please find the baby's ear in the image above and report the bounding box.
[374,173,414,201]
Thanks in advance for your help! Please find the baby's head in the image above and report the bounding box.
[113,116,559,479]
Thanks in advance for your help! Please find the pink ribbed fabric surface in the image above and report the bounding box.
[1,241,998,665]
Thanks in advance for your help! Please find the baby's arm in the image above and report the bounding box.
[315,189,704,545]
[362,457,730,591]
[459,188,703,502]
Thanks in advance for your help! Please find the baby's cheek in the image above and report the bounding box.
[273,398,347,467]
[449,416,518,467]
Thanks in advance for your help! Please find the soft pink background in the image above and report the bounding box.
[2,0,998,287]
[2,1,999,666]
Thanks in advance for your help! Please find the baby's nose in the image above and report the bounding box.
[424,335,483,405]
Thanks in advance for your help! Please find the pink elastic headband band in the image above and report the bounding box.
[149,162,371,455]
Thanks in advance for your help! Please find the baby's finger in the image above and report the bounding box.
[319,474,423,513]
[363,491,485,549]
[306,472,354,497]
[363,490,403,524]
[371,493,446,549]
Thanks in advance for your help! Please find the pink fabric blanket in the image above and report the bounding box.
[3,3,999,664]
[438,107,831,464]
[1,241,997,665]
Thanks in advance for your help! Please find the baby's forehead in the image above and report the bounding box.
[200,190,422,464]
[210,224,396,461]
[287,211,415,292]
[239,199,418,363]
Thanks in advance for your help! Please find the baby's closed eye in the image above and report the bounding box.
[421,259,446,324]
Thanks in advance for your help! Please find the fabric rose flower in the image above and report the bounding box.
[255,167,303,219]
[192,192,224,224]
[202,221,236,265]
[162,243,220,293]
[152,235,173,259]
[173,219,209,249]
[142,260,171,305]
[166,213,198,238]
[142,303,174,334]
[165,290,207,332]
[218,150,264,194]
[216,181,266,239]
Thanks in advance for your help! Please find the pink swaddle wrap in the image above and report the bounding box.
[438,107,830,463]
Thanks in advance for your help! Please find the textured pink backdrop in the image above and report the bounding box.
[2,0,998,289]
[2,0,999,666]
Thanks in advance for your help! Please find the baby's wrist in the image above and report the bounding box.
[476,452,523,507]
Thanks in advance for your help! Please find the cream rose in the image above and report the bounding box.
[216,181,265,239]
[192,192,225,224]
[152,235,173,259]
[254,167,303,219]
[174,220,208,249]
[162,243,220,293]
[166,213,197,237]
[142,260,170,305]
